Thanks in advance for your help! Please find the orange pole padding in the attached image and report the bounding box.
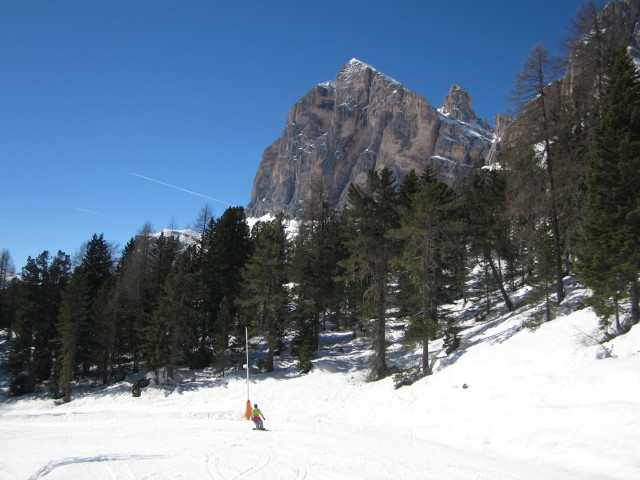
[244,400,252,419]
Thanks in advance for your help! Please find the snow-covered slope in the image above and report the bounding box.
[1,283,639,479]
[150,228,200,248]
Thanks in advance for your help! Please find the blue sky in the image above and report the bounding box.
[1,0,586,268]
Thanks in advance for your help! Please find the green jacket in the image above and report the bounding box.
[251,408,264,419]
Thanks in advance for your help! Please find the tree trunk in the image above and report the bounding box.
[370,316,387,381]
[548,205,566,304]
[369,276,388,381]
[312,310,321,351]
[545,286,551,322]
[540,95,565,305]
[485,249,514,311]
[422,338,432,376]
[630,278,640,326]
[266,308,275,373]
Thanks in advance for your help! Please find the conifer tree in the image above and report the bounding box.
[241,214,291,372]
[137,230,181,379]
[0,249,15,333]
[578,48,640,332]
[149,231,179,305]
[108,237,137,373]
[68,234,115,379]
[531,224,558,323]
[394,171,421,318]
[291,179,347,363]
[390,168,458,376]
[460,170,514,312]
[9,251,70,395]
[200,207,251,372]
[344,168,399,381]
[57,270,90,402]
[116,226,154,371]
[159,245,208,373]
[192,204,214,234]
[507,44,567,304]
[213,296,233,375]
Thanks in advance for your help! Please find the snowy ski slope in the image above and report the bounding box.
[1,283,639,479]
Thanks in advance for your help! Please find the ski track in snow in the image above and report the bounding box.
[1,283,639,479]
[28,453,164,480]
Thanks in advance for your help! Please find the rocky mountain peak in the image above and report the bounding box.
[343,58,374,73]
[247,61,495,218]
[440,85,491,132]
[336,58,400,85]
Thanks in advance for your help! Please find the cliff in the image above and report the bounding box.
[247,59,494,217]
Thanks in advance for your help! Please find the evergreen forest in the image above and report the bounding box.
[1,1,640,400]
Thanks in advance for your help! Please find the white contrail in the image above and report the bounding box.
[0,218,8,222]
[132,173,234,206]
[76,208,135,224]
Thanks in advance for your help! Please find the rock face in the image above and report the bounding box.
[563,0,640,99]
[247,59,494,218]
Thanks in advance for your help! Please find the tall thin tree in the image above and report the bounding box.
[344,168,399,381]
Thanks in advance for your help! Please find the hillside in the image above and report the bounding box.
[1,280,638,479]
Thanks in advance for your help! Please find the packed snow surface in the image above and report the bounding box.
[1,284,639,479]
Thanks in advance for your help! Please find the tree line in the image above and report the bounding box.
[1,0,639,398]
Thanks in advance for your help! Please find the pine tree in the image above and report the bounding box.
[57,271,90,402]
[529,224,558,324]
[149,231,179,305]
[109,237,138,373]
[116,226,153,371]
[9,251,70,395]
[507,43,567,304]
[291,179,347,365]
[344,168,399,381]
[70,234,115,379]
[390,168,459,376]
[394,171,421,318]
[241,214,291,373]
[157,245,208,373]
[200,207,251,372]
[0,249,15,333]
[212,296,233,375]
[578,48,640,332]
[460,170,514,312]
[193,204,214,234]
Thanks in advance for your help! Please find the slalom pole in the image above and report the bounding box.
[246,326,250,400]
[243,326,252,420]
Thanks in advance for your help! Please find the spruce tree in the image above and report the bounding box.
[241,214,291,373]
[291,180,347,364]
[344,168,399,381]
[0,249,15,332]
[529,224,558,324]
[390,168,459,376]
[57,270,90,402]
[9,251,70,395]
[72,234,115,379]
[508,43,567,304]
[460,170,514,312]
[161,245,208,373]
[149,231,179,304]
[200,207,251,372]
[578,48,640,331]
[116,226,154,371]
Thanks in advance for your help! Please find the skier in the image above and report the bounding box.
[251,403,266,430]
